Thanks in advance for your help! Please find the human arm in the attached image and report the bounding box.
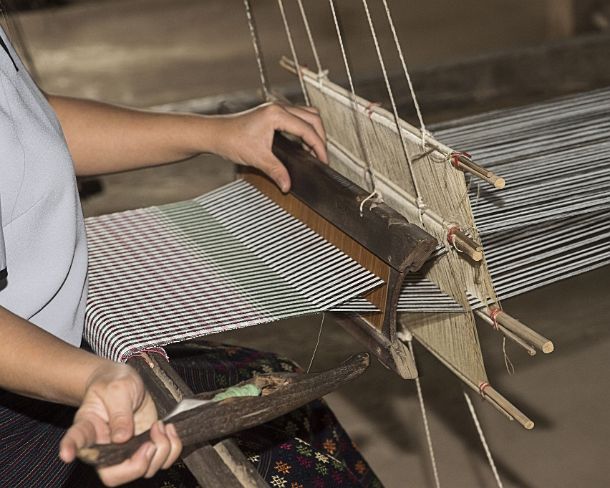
[47,95,327,192]
[0,306,181,486]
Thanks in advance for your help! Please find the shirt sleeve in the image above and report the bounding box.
[0,199,6,280]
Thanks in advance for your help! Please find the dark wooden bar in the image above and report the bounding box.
[79,353,370,468]
[272,134,435,273]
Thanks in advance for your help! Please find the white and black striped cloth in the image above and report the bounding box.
[85,180,383,361]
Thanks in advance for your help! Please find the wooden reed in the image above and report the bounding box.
[327,137,484,261]
[486,308,554,354]
[241,172,390,331]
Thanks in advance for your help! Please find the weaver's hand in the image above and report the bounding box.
[59,362,182,487]
[213,102,328,192]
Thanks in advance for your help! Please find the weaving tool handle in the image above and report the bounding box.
[77,353,370,468]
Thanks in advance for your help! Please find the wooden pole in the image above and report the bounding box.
[479,384,535,430]
[475,310,537,356]
[485,308,554,354]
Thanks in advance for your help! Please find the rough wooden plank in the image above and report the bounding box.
[214,440,269,488]
[79,354,370,467]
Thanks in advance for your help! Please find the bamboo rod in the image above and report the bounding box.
[449,228,483,262]
[280,57,506,190]
[401,322,537,427]
[475,310,537,356]
[485,308,554,354]
[479,384,535,430]
[455,154,506,189]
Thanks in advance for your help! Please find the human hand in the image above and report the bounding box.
[213,102,328,192]
[59,362,182,486]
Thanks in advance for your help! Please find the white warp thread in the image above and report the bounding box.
[463,391,504,488]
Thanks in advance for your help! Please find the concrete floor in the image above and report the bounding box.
[11,1,610,487]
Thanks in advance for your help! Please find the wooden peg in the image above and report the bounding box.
[479,383,534,430]
[486,308,554,354]
[453,153,506,189]
[447,226,483,261]
[475,310,537,356]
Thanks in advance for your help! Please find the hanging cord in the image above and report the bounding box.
[405,336,442,488]
[277,0,310,106]
[307,313,325,373]
[463,391,504,488]
[243,0,271,101]
[327,0,379,197]
[360,0,427,222]
[380,0,427,147]
[485,297,516,376]
[296,0,323,76]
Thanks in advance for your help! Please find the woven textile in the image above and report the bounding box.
[85,180,383,362]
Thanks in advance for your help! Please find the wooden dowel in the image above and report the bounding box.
[480,384,535,430]
[448,228,483,262]
[486,308,554,354]
[456,155,506,189]
[475,310,537,356]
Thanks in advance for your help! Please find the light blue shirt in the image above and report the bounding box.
[0,28,87,346]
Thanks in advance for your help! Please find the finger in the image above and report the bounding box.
[274,110,328,164]
[59,420,98,463]
[98,442,156,487]
[103,385,137,443]
[297,105,320,115]
[144,422,171,478]
[162,423,183,470]
[284,105,326,144]
[258,153,291,192]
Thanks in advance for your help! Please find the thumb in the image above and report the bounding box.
[260,154,291,193]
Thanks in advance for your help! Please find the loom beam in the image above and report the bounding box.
[240,134,437,379]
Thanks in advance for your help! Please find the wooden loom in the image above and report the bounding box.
[244,0,557,432]
[79,2,606,485]
[78,135,440,485]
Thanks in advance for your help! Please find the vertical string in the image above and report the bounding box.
[360,0,426,221]
[307,313,325,373]
[327,0,378,196]
[243,0,271,101]
[277,0,310,106]
[463,391,504,488]
[407,340,442,488]
[380,0,427,147]
[296,0,323,75]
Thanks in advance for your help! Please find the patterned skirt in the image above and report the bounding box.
[0,342,382,488]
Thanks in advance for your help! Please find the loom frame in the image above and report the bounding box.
[240,133,438,379]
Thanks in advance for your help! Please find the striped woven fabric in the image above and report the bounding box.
[85,180,383,361]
